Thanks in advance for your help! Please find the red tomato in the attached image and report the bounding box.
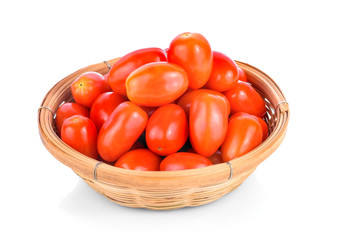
[238,67,247,82]
[61,115,98,159]
[178,89,230,117]
[221,114,263,162]
[230,112,269,141]
[71,72,110,108]
[225,81,266,117]
[207,150,223,164]
[90,92,125,130]
[97,102,148,162]
[204,51,239,92]
[115,149,161,171]
[130,141,145,150]
[190,93,228,157]
[55,102,89,134]
[107,48,167,96]
[126,62,189,107]
[146,104,188,156]
[168,32,213,89]
[160,152,212,171]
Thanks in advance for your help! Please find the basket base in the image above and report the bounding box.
[76,168,255,210]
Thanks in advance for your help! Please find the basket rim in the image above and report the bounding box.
[38,59,289,183]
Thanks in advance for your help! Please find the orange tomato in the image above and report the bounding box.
[168,32,213,89]
[55,102,89,134]
[177,89,230,117]
[71,72,110,108]
[230,112,269,141]
[146,104,188,156]
[115,149,161,171]
[97,101,148,162]
[107,48,166,96]
[126,62,189,107]
[221,114,263,162]
[204,51,239,92]
[190,93,228,157]
[238,67,247,82]
[160,152,212,171]
[225,81,266,117]
[90,92,125,130]
[61,115,98,159]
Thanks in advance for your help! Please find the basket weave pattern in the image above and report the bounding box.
[38,59,289,210]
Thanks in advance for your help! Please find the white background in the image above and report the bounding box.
[1,0,337,239]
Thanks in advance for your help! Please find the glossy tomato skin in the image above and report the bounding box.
[97,101,148,162]
[55,103,89,134]
[178,89,230,117]
[90,92,125,130]
[230,112,269,141]
[225,81,266,117]
[115,149,161,171]
[221,114,263,162]
[126,62,189,107]
[107,48,167,96]
[168,32,213,89]
[71,72,110,108]
[238,67,247,82]
[146,104,188,156]
[61,115,98,159]
[160,152,212,171]
[204,51,239,92]
[190,93,228,157]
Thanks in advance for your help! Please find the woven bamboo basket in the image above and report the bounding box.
[38,58,289,210]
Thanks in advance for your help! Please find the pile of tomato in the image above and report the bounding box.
[56,32,268,171]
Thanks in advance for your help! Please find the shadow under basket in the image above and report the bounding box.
[38,59,289,210]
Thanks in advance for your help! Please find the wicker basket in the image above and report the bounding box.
[38,59,289,210]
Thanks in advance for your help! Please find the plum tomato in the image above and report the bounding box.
[168,32,213,89]
[126,62,189,107]
[146,104,188,156]
[90,92,125,130]
[221,113,263,162]
[107,48,167,96]
[190,93,228,157]
[115,149,161,171]
[61,115,98,159]
[71,72,110,108]
[97,101,148,162]
[177,89,230,117]
[160,152,212,171]
[230,112,269,141]
[225,81,266,117]
[238,67,247,82]
[55,102,89,134]
[204,51,239,92]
